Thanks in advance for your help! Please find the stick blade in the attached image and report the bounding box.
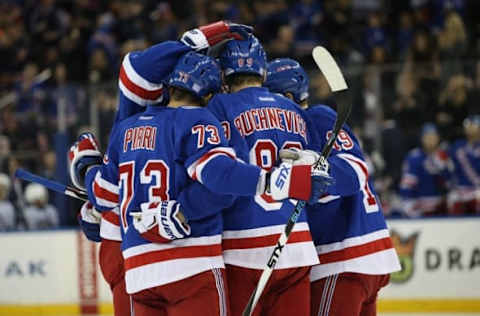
[312,46,348,92]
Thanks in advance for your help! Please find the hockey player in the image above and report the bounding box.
[205,36,333,316]
[73,21,257,316]
[449,114,480,214]
[70,52,325,315]
[23,183,59,230]
[264,58,400,316]
[399,123,450,217]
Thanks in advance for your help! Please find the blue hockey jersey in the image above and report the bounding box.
[208,87,319,269]
[449,139,480,205]
[305,105,400,280]
[399,147,450,216]
[98,40,192,242]
[85,105,262,293]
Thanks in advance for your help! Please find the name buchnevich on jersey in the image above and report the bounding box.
[226,107,308,142]
[123,125,157,152]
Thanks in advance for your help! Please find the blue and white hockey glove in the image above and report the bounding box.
[279,148,335,204]
[310,157,335,204]
[132,201,191,243]
[180,21,253,52]
[77,202,101,242]
[69,132,102,190]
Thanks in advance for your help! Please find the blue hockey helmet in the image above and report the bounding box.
[169,51,221,98]
[219,35,267,78]
[264,58,309,103]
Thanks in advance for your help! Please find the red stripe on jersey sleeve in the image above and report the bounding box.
[93,181,119,203]
[222,230,312,250]
[318,237,393,264]
[119,65,163,101]
[191,149,236,181]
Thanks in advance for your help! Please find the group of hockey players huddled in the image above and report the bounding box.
[69,21,400,316]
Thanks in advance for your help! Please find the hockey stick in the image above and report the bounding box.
[15,168,89,202]
[242,46,351,316]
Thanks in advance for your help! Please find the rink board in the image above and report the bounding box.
[0,218,479,315]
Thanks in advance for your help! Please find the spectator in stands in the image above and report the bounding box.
[48,62,85,129]
[437,11,467,80]
[364,12,387,58]
[290,0,323,56]
[1,108,38,152]
[95,91,117,149]
[253,0,289,47]
[88,48,115,83]
[267,24,295,58]
[0,173,15,231]
[0,135,11,173]
[396,11,415,60]
[448,115,480,215]
[23,183,59,230]
[87,13,118,68]
[393,69,428,149]
[15,63,49,115]
[399,123,450,217]
[149,3,180,43]
[437,74,476,141]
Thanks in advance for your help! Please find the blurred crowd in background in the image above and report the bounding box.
[0,0,479,230]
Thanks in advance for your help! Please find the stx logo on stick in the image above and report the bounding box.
[267,241,284,268]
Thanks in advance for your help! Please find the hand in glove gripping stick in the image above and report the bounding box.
[279,148,335,204]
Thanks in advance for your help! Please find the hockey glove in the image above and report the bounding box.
[267,162,310,201]
[132,201,191,243]
[180,21,253,52]
[69,132,102,190]
[77,202,101,242]
[279,148,319,165]
[278,148,335,204]
[310,157,335,204]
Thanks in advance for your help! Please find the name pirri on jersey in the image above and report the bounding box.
[231,107,307,142]
[123,125,157,152]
